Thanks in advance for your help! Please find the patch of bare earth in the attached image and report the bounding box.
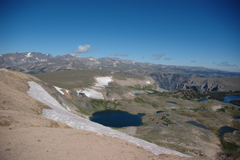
[0,69,207,160]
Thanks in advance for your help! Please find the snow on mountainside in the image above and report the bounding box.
[79,88,104,99]
[95,76,112,87]
[0,52,52,68]
[1,52,240,91]
[27,81,191,157]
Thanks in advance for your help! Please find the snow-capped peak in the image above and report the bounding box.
[26,52,32,58]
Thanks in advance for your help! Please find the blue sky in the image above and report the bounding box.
[1,0,240,72]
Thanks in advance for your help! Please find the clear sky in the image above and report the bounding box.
[1,0,240,72]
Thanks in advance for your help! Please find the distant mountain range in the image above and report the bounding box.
[1,52,240,91]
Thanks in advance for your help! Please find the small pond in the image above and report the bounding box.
[186,121,209,130]
[233,115,240,119]
[200,98,209,102]
[168,101,177,104]
[200,95,240,107]
[156,111,165,114]
[105,87,112,89]
[218,126,238,137]
[90,110,145,128]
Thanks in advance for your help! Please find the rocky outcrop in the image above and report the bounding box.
[149,73,194,91]
[176,77,240,93]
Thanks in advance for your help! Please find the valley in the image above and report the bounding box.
[1,52,240,159]
[34,69,240,159]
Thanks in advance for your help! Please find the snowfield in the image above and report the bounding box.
[27,81,190,157]
[54,86,64,95]
[80,88,104,99]
[76,76,113,99]
[95,76,112,87]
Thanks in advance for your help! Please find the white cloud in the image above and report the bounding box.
[165,57,171,60]
[120,53,128,57]
[112,52,128,57]
[152,53,165,59]
[217,61,238,67]
[74,45,91,53]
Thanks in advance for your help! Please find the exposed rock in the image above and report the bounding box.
[177,77,240,93]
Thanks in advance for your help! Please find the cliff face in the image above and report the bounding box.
[176,77,240,93]
[149,73,194,91]
[177,79,225,93]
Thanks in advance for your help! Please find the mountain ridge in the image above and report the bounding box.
[1,52,240,92]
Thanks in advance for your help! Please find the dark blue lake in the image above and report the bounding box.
[200,99,209,102]
[168,101,177,104]
[105,87,112,89]
[218,95,240,107]
[90,110,145,128]
[200,95,240,107]
[156,111,165,113]
[233,115,240,119]
[218,126,237,137]
[186,121,209,130]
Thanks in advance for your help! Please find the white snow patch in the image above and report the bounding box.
[95,76,112,87]
[81,88,104,99]
[146,81,151,84]
[27,81,190,157]
[66,106,71,112]
[0,55,2,57]
[54,86,64,95]
[76,89,82,95]
[99,67,102,70]
[66,90,70,94]
[26,52,32,58]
